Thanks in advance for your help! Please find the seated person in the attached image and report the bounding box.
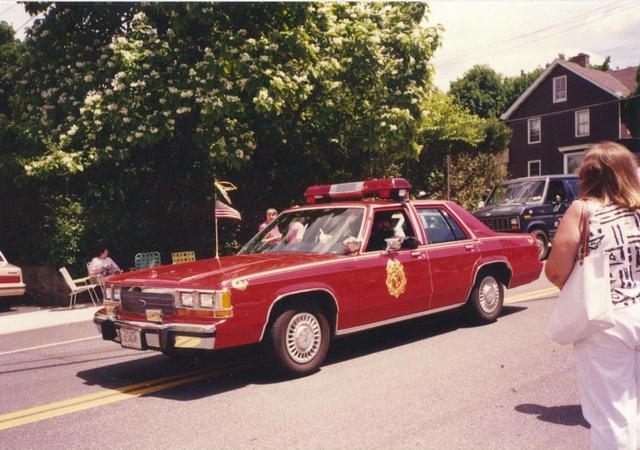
[259,208,282,244]
[89,248,122,280]
[284,217,306,244]
[366,216,396,252]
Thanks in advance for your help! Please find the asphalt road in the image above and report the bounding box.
[0,284,588,449]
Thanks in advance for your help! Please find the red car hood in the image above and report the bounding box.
[105,253,343,290]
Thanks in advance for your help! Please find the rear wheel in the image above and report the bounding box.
[466,274,504,323]
[532,229,549,260]
[268,307,330,377]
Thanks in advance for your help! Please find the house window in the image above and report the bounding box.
[528,118,541,144]
[575,109,590,137]
[553,76,567,103]
[564,152,585,174]
[528,160,541,176]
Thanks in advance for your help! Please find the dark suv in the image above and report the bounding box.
[473,175,579,259]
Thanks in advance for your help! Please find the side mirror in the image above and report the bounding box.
[342,236,362,255]
[477,200,485,209]
[384,237,402,253]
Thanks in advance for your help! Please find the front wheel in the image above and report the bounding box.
[268,308,330,377]
[532,230,549,260]
[465,274,504,323]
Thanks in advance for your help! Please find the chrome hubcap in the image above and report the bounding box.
[479,276,500,313]
[286,313,322,364]
[536,237,545,256]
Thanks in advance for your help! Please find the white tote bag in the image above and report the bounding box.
[545,203,615,345]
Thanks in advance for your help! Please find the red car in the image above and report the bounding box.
[95,179,542,376]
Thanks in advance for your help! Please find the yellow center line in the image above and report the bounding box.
[505,286,559,304]
[0,362,248,431]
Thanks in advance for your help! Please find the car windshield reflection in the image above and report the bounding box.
[486,180,546,206]
[239,207,364,255]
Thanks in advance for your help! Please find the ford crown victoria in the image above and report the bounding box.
[95,178,542,376]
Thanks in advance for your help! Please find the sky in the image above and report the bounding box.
[1,1,638,91]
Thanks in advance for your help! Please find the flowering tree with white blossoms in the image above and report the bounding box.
[0,4,497,272]
[18,2,440,178]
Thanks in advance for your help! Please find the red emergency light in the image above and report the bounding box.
[304,178,412,204]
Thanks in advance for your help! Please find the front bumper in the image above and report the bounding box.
[94,310,216,351]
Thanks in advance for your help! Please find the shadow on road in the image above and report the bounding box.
[75,304,528,400]
[515,403,590,428]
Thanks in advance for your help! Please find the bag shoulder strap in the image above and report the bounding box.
[578,200,590,264]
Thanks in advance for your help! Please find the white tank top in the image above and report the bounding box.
[583,200,640,306]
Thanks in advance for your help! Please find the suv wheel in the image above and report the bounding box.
[532,230,549,260]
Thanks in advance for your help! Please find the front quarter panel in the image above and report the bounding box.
[213,257,356,349]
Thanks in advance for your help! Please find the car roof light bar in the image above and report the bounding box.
[304,178,412,204]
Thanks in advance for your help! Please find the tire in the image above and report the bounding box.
[532,230,549,260]
[466,274,504,323]
[268,307,330,377]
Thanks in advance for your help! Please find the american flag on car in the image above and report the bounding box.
[214,200,241,221]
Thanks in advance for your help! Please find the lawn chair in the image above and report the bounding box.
[59,267,100,308]
[171,251,196,264]
[86,262,105,301]
[133,251,161,270]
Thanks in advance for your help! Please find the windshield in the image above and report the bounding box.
[239,207,364,255]
[486,180,546,205]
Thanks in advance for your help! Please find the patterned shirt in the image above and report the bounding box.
[584,200,640,305]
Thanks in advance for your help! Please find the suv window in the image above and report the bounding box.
[567,179,580,197]
[486,180,546,205]
[418,208,467,244]
[545,180,568,202]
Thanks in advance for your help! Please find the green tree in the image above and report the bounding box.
[10,2,443,268]
[448,65,505,119]
[408,91,509,205]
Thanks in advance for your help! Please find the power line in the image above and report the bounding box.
[0,3,17,18]
[434,0,625,62]
[14,14,34,32]
[434,2,640,69]
[504,93,640,124]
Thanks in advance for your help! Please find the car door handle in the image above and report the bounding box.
[465,244,475,251]
[410,251,423,258]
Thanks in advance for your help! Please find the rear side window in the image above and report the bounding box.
[417,208,467,244]
[567,179,580,198]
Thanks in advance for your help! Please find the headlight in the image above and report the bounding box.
[113,287,122,301]
[200,292,214,308]
[510,217,519,229]
[180,292,195,307]
[105,286,113,300]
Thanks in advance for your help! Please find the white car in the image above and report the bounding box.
[0,252,26,297]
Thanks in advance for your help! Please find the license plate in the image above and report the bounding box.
[120,328,142,350]
[146,309,162,322]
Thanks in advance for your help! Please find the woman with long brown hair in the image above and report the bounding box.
[546,141,640,449]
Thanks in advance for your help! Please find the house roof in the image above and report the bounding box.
[501,59,638,120]
[609,66,638,92]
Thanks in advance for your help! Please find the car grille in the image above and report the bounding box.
[479,217,516,232]
[120,288,175,317]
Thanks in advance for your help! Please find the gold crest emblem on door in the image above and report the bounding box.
[386,259,407,298]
